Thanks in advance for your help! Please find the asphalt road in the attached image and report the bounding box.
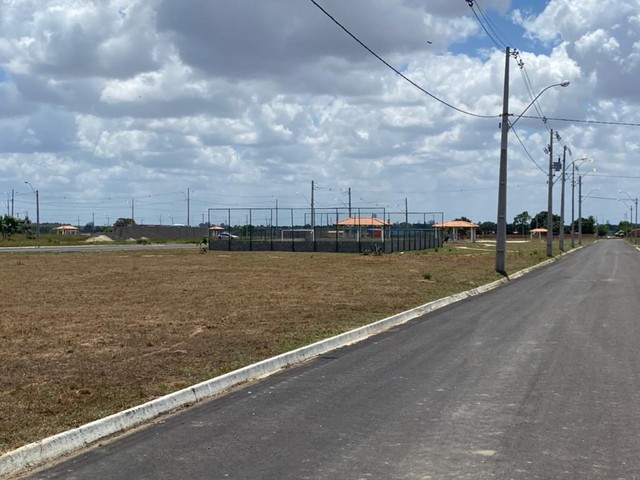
[22,240,640,479]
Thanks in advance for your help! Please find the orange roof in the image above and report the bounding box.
[54,225,79,230]
[530,228,547,233]
[433,220,478,228]
[334,217,390,227]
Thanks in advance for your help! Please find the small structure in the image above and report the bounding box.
[433,220,478,243]
[530,227,547,239]
[54,225,80,235]
[334,216,391,240]
[208,225,225,239]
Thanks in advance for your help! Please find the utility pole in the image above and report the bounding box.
[571,162,576,248]
[578,175,583,245]
[35,189,40,242]
[187,188,190,226]
[496,46,510,273]
[559,146,568,251]
[311,180,315,240]
[24,182,39,242]
[405,197,409,226]
[633,197,638,243]
[546,129,554,257]
[131,197,135,223]
[348,187,352,218]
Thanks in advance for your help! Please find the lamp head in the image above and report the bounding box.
[560,81,570,87]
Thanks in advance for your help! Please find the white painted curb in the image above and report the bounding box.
[0,249,578,478]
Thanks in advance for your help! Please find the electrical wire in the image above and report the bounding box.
[309,0,497,119]
[472,0,510,50]
[510,126,547,175]
[519,115,640,127]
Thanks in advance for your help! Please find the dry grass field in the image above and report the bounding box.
[0,241,555,453]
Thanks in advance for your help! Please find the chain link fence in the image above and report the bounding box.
[207,207,444,253]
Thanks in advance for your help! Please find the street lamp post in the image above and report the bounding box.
[570,158,593,248]
[579,183,599,245]
[494,45,569,273]
[546,130,561,257]
[619,190,638,243]
[559,146,570,251]
[24,181,40,243]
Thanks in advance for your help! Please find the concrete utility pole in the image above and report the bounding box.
[571,162,577,248]
[559,146,568,251]
[619,190,638,243]
[24,182,40,242]
[546,130,554,257]
[578,176,583,245]
[495,47,510,274]
[494,46,569,272]
[311,180,315,240]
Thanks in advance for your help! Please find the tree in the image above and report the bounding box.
[530,211,561,233]
[114,218,136,228]
[513,211,531,235]
[617,220,631,235]
[0,215,31,239]
[597,224,610,237]
[478,221,496,235]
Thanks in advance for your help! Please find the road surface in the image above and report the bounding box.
[22,240,640,479]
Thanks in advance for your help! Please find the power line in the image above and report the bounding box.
[520,115,640,127]
[510,126,547,175]
[309,0,497,119]
[471,0,510,50]
[591,173,640,179]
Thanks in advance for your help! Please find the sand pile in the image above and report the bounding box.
[85,235,114,243]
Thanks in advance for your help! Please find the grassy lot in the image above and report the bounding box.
[0,239,574,453]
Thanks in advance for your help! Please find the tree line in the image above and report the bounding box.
[476,210,613,236]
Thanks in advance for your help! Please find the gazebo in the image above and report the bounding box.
[530,227,547,239]
[208,225,225,239]
[334,216,390,240]
[54,225,80,235]
[433,220,478,243]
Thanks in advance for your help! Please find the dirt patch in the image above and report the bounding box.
[0,246,547,453]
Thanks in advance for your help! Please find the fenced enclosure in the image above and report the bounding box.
[207,207,444,253]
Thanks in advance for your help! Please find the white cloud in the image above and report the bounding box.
[0,0,638,227]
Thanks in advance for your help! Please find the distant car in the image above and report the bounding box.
[218,232,239,239]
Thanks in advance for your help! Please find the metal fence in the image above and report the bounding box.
[207,207,444,253]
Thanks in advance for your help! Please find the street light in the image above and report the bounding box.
[619,190,638,243]
[495,49,569,273]
[24,181,40,243]
[569,158,593,247]
[579,182,599,245]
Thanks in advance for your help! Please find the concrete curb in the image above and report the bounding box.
[0,250,575,478]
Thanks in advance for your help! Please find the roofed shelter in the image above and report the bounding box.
[334,216,391,240]
[434,220,478,243]
[530,227,547,239]
[54,225,80,235]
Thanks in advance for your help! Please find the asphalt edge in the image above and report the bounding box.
[0,249,574,478]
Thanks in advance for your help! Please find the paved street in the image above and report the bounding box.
[22,240,640,479]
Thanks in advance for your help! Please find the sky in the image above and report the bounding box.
[1,0,640,228]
